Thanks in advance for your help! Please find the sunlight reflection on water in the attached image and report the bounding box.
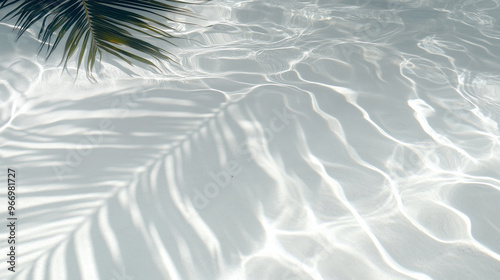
[1,0,500,279]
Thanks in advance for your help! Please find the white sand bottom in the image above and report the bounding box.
[1,0,500,279]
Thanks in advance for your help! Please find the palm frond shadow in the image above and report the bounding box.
[2,84,302,280]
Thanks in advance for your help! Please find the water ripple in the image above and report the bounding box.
[1,0,500,279]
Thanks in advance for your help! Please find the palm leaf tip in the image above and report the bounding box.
[0,0,204,76]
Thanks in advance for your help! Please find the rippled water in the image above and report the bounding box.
[1,0,500,279]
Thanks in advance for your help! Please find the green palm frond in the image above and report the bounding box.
[0,0,201,75]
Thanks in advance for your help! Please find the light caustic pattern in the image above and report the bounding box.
[1,0,500,279]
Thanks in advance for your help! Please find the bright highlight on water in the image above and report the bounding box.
[1,0,500,279]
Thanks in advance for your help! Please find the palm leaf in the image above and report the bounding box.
[0,0,200,75]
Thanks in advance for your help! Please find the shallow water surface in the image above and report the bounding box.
[1,0,500,279]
